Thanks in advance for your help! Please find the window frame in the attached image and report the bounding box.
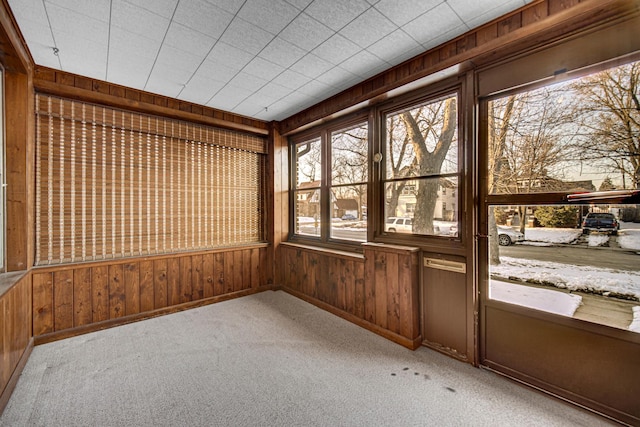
[288,112,371,250]
[374,83,464,245]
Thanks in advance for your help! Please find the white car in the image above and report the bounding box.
[385,217,413,232]
[497,225,525,246]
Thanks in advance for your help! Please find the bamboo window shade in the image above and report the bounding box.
[35,93,266,266]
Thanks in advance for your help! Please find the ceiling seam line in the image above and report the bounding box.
[41,0,62,70]
[143,0,181,91]
[105,0,113,81]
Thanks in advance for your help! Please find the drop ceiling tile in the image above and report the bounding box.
[315,66,359,89]
[271,69,312,90]
[233,101,269,118]
[253,81,290,101]
[107,59,152,88]
[109,27,160,63]
[206,42,254,71]
[179,77,227,105]
[258,37,307,68]
[144,75,185,99]
[30,44,61,69]
[296,79,334,98]
[46,0,110,23]
[149,63,194,88]
[339,7,397,49]
[243,57,285,81]
[111,0,170,41]
[304,0,371,31]
[56,42,107,79]
[312,33,360,66]
[339,50,388,78]
[290,53,334,79]
[8,0,48,23]
[207,85,254,110]
[164,22,217,58]
[11,16,55,49]
[194,57,241,83]
[403,2,464,46]
[173,0,233,40]
[219,18,274,55]
[155,45,205,73]
[367,29,421,63]
[283,0,313,10]
[228,72,269,93]
[123,0,178,19]
[238,0,301,35]
[374,0,442,27]
[203,0,245,15]
[279,13,333,52]
[46,3,109,45]
[383,44,425,67]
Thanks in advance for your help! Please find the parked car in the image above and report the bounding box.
[341,214,357,221]
[581,212,619,235]
[385,217,413,232]
[497,225,525,246]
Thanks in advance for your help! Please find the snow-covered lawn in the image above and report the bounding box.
[490,280,582,317]
[523,228,581,244]
[630,307,640,333]
[492,256,640,300]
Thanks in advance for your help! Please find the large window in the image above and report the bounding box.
[35,94,266,265]
[485,58,640,333]
[291,118,368,244]
[382,93,460,237]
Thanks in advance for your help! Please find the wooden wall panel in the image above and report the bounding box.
[1,274,32,408]
[32,272,53,335]
[279,243,420,349]
[31,245,270,340]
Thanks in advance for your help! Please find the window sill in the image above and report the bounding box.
[0,270,29,299]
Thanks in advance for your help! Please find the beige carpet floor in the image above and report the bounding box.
[1,290,613,426]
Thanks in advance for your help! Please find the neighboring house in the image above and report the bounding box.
[334,198,359,218]
[392,178,457,220]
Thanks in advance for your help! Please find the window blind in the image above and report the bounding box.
[35,93,266,266]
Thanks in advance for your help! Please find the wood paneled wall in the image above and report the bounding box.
[280,243,420,349]
[0,273,32,412]
[32,245,270,342]
[279,0,630,134]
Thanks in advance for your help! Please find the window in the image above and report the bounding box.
[382,93,460,237]
[35,94,266,265]
[291,118,368,245]
[485,58,640,333]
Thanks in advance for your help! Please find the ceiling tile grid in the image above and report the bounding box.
[8,0,532,121]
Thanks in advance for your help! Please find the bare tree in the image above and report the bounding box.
[570,60,640,188]
[401,97,457,234]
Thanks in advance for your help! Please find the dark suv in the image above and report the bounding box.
[581,212,619,235]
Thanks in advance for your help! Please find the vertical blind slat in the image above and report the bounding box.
[35,93,265,266]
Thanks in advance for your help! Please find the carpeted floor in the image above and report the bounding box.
[1,290,613,426]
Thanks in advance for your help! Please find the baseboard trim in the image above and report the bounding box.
[34,285,277,345]
[282,287,421,350]
[0,337,34,415]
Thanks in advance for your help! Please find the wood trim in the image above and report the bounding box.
[278,0,638,134]
[0,0,33,73]
[31,243,269,273]
[33,67,269,136]
[34,286,276,345]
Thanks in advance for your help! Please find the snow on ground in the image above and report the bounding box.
[523,228,581,244]
[491,256,640,300]
[630,307,640,333]
[588,234,609,247]
[490,280,582,317]
[617,228,640,251]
